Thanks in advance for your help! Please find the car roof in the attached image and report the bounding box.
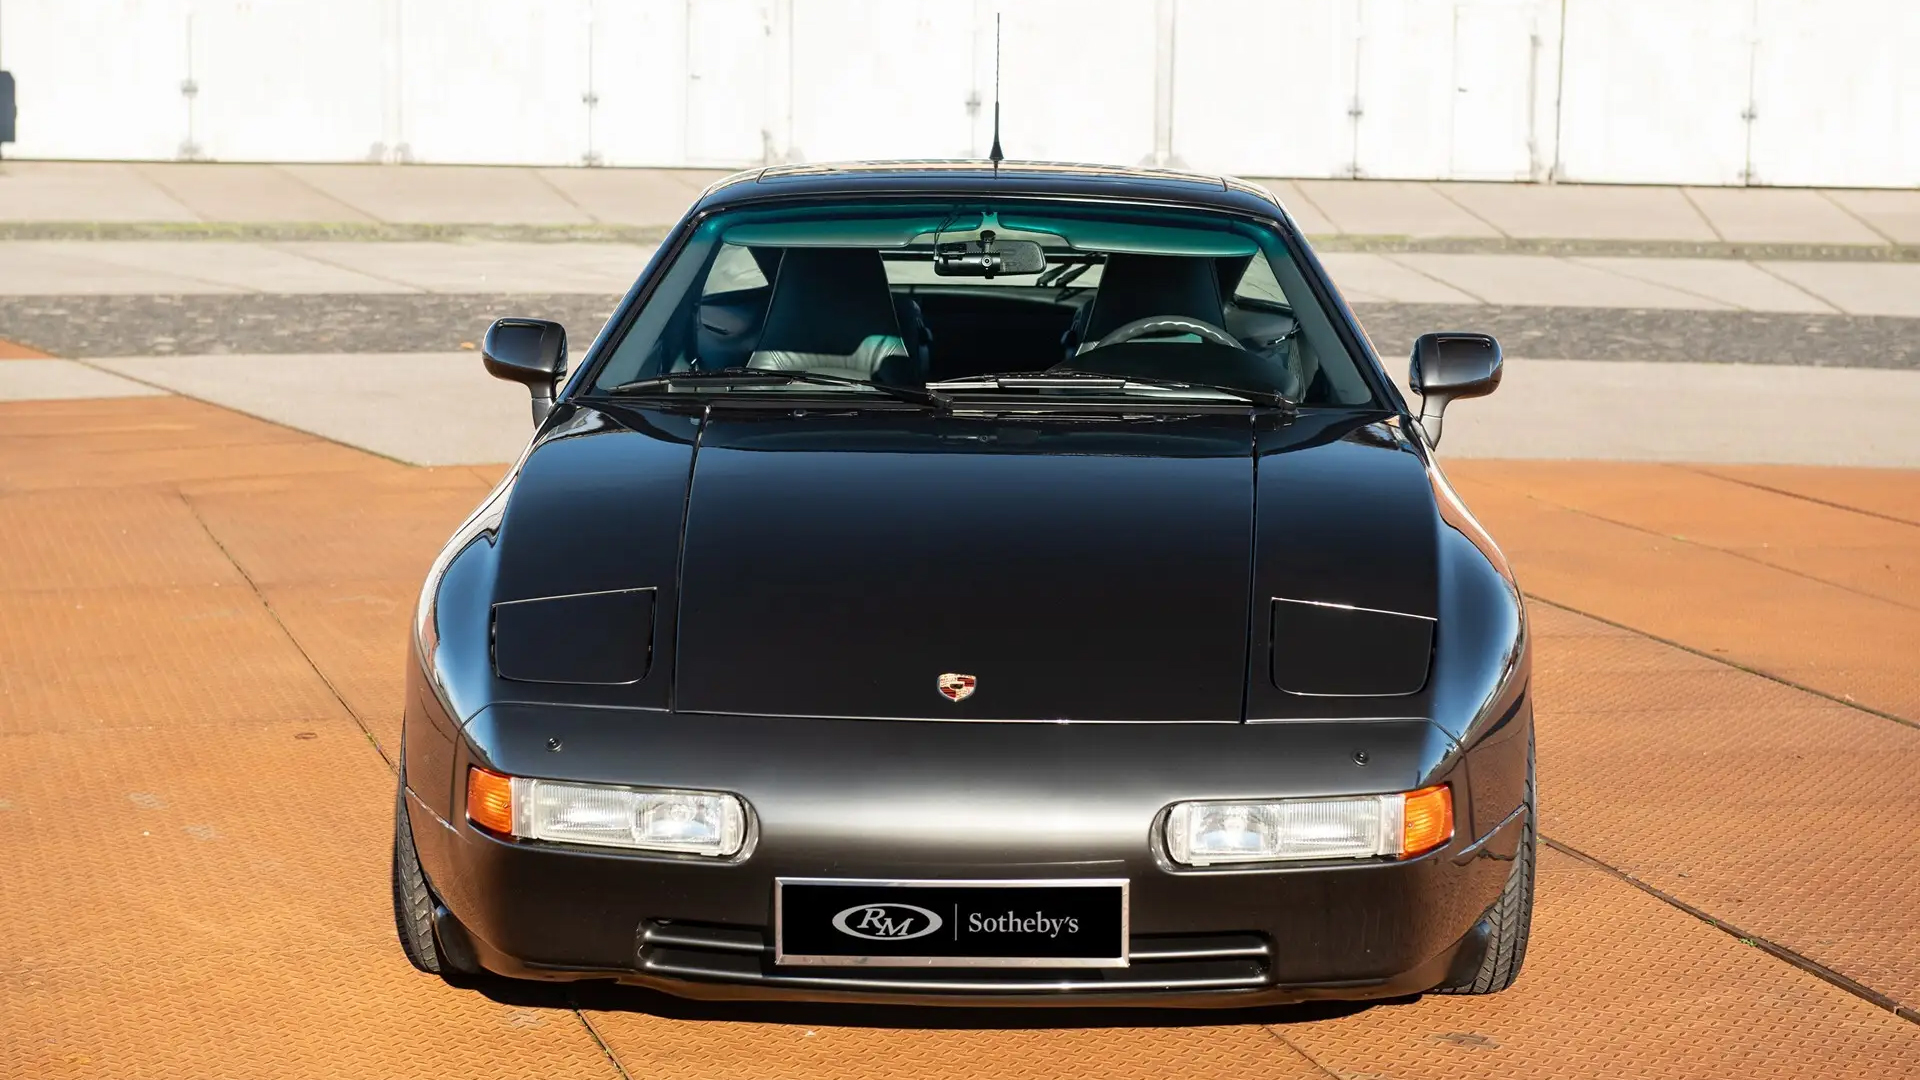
[692,160,1292,222]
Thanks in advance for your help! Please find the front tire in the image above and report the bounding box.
[1436,735,1536,995]
[392,777,450,975]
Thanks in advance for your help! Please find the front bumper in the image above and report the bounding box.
[405,702,1530,1006]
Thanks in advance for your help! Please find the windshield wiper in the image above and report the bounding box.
[607,368,948,409]
[930,369,1294,410]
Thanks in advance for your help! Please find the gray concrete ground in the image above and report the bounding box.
[14,350,1909,470]
[4,161,1918,468]
[0,293,621,357]
[1352,305,1920,369]
[2,241,1918,315]
[0,162,720,228]
[1384,358,1920,467]
[0,241,659,295]
[88,352,533,465]
[5,161,1919,246]
[0,357,165,401]
[6,295,1917,371]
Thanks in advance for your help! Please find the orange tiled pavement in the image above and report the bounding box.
[2,395,1917,1078]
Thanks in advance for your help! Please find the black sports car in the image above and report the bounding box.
[394,161,1533,1006]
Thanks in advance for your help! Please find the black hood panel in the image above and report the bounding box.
[673,414,1256,722]
[477,407,1465,725]
[1244,411,1445,720]
[486,406,699,711]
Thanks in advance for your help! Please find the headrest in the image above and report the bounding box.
[1083,254,1227,343]
[755,248,903,357]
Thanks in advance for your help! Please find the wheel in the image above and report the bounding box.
[1436,735,1536,995]
[392,775,449,975]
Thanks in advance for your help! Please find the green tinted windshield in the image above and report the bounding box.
[590,200,1378,407]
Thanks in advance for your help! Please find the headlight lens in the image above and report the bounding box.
[467,767,747,856]
[1165,785,1451,866]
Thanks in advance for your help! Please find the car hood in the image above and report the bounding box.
[484,405,1445,724]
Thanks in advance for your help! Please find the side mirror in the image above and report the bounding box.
[482,318,568,426]
[1408,332,1502,447]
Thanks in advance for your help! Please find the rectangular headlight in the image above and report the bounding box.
[467,768,746,856]
[1165,786,1451,866]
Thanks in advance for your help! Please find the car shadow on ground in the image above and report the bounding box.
[447,972,1396,1029]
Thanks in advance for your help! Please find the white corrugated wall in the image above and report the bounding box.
[0,0,1912,186]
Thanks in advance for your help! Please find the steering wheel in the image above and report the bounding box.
[1089,315,1246,352]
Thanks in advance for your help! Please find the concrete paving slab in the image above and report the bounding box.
[280,164,596,225]
[0,161,198,223]
[1355,302,1920,370]
[130,163,377,223]
[1388,253,1729,309]
[2,161,1913,262]
[275,241,653,293]
[1245,178,1336,234]
[1823,189,1920,245]
[0,242,246,295]
[1399,357,1920,467]
[1435,183,1720,242]
[1568,257,1837,313]
[534,167,724,226]
[59,347,1920,470]
[91,352,536,465]
[0,359,165,401]
[1681,187,1890,246]
[59,241,416,294]
[0,292,626,357]
[1319,252,1483,304]
[1757,261,1920,317]
[527,242,663,288]
[1292,180,1503,238]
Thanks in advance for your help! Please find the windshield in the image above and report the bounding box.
[589,199,1379,408]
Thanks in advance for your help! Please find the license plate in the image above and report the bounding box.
[774,878,1129,968]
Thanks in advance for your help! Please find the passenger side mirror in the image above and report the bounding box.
[1408,332,1501,448]
[482,318,568,426]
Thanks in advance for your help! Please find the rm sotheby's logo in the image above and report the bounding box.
[832,902,945,941]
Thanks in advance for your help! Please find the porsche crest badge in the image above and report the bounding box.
[937,673,977,702]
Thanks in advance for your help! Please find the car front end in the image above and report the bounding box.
[393,163,1535,1006]
[405,695,1528,1006]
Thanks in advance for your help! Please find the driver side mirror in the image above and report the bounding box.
[482,318,568,426]
[1408,332,1502,447]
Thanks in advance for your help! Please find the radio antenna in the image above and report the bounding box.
[988,13,1004,170]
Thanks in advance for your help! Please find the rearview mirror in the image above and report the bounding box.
[934,235,1046,278]
[1408,332,1502,447]
[483,318,568,426]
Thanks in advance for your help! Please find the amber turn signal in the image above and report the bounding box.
[466,766,515,836]
[1400,783,1454,858]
